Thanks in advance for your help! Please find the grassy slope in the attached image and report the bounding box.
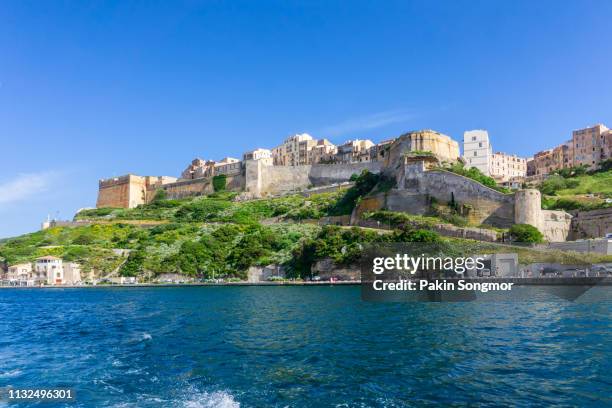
[541,170,612,211]
[555,171,612,196]
[2,176,610,280]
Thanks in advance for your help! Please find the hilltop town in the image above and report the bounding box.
[96,124,612,208]
[1,123,611,286]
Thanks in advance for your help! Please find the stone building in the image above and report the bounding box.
[398,130,460,163]
[307,139,337,164]
[529,140,573,177]
[181,158,216,179]
[96,174,177,209]
[336,139,375,163]
[214,157,242,176]
[369,139,395,162]
[572,124,610,169]
[271,133,318,166]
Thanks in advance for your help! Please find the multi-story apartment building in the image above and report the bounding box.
[243,148,272,161]
[214,157,242,176]
[31,256,81,285]
[572,124,610,169]
[336,139,375,163]
[490,152,527,182]
[307,139,337,164]
[272,133,319,166]
[463,130,492,175]
[604,128,612,160]
[369,139,395,162]
[181,158,216,179]
[6,263,32,284]
[528,139,574,177]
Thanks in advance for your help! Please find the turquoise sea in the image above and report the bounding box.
[0,286,610,407]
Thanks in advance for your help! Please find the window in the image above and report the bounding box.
[479,142,483,147]
[473,151,477,156]
[472,136,476,141]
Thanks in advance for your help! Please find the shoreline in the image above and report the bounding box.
[1,277,610,289]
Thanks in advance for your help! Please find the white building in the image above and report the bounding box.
[243,148,272,161]
[35,256,64,285]
[463,130,492,175]
[34,256,81,285]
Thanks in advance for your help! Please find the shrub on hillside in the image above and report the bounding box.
[445,163,509,193]
[509,224,543,243]
[539,175,579,195]
[212,175,227,192]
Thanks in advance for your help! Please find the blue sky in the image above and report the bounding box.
[1,1,611,238]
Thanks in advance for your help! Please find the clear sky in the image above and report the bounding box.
[1,1,611,238]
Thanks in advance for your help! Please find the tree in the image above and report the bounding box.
[152,189,167,202]
[212,175,227,192]
[509,224,544,243]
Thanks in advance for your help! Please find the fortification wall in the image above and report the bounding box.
[540,210,572,242]
[150,173,245,201]
[569,207,612,239]
[414,169,515,227]
[248,161,380,196]
[96,175,146,208]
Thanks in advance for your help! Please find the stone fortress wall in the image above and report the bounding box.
[245,160,381,197]
[94,131,609,242]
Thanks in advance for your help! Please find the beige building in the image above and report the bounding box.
[6,263,33,285]
[214,157,242,176]
[308,139,337,164]
[529,140,574,176]
[63,262,82,285]
[181,158,216,179]
[272,133,319,166]
[97,174,177,208]
[403,130,460,163]
[369,139,395,162]
[573,124,610,169]
[490,152,527,182]
[336,139,375,163]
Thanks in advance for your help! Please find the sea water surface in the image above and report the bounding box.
[0,286,610,407]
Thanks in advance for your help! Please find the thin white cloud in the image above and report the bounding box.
[321,109,417,137]
[0,171,60,207]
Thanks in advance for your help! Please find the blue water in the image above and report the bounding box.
[0,286,610,407]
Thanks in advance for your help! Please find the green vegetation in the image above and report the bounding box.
[444,162,511,193]
[4,167,610,281]
[212,174,227,192]
[509,224,544,243]
[539,168,612,211]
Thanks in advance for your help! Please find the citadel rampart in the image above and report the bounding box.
[96,175,178,208]
[245,161,381,197]
[95,140,586,242]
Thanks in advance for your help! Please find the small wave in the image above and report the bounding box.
[0,369,22,378]
[142,333,152,341]
[182,391,239,408]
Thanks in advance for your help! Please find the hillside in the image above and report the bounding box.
[1,172,610,282]
[539,168,612,211]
